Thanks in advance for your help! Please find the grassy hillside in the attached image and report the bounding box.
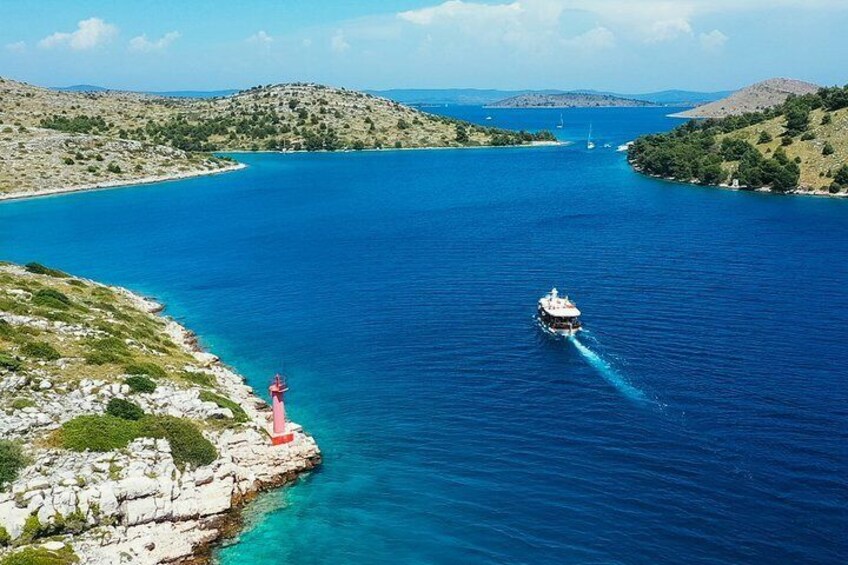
[0,77,554,196]
[629,84,848,195]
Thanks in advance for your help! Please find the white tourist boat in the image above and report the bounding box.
[587,124,595,150]
[537,288,582,336]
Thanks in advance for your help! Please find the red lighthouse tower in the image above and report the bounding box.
[269,374,294,445]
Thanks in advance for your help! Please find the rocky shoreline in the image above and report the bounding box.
[0,265,320,564]
[628,159,847,199]
[0,162,246,203]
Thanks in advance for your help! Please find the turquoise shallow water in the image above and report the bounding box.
[1,107,847,564]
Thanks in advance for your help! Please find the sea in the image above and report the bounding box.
[1,106,846,564]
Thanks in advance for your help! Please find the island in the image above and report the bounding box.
[487,92,658,108]
[628,82,848,196]
[0,77,556,200]
[0,262,320,563]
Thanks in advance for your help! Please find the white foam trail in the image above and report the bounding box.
[569,335,648,402]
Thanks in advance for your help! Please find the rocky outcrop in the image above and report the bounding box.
[0,265,320,563]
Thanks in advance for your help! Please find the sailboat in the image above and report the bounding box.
[587,124,595,150]
[557,113,564,129]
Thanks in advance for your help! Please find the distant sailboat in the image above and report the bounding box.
[485,115,493,121]
[587,124,595,150]
[557,113,564,129]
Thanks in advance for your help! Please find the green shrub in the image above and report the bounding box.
[24,263,68,278]
[0,526,9,547]
[0,440,26,489]
[823,142,835,156]
[145,416,217,468]
[56,414,216,468]
[833,165,848,185]
[106,398,145,421]
[31,289,71,310]
[0,320,15,340]
[199,391,248,423]
[125,375,156,393]
[17,514,43,545]
[180,371,215,388]
[0,545,78,565]
[757,131,772,144]
[21,341,60,361]
[106,163,122,174]
[55,415,141,452]
[800,131,815,141]
[0,352,21,371]
[11,398,35,410]
[85,337,131,365]
[123,361,167,379]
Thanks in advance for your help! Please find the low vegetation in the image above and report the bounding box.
[629,83,848,193]
[0,440,26,489]
[0,545,78,565]
[199,390,249,423]
[54,414,216,468]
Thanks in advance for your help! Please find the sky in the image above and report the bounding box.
[1,0,846,93]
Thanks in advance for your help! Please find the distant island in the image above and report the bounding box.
[670,78,820,119]
[367,88,732,107]
[488,92,658,108]
[628,80,848,196]
[0,77,555,199]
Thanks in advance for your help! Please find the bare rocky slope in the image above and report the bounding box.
[671,78,820,119]
[0,263,320,564]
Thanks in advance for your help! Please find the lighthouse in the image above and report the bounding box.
[269,374,294,445]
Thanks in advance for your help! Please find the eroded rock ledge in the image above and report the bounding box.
[0,264,320,563]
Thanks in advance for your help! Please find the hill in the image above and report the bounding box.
[671,78,820,119]
[628,83,848,196]
[488,92,657,108]
[0,77,553,198]
[53,85,239,99]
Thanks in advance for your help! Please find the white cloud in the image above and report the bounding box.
[5,41,26,53]
[398,0,524,26]
[129,31,180,53]
[562,26,615,50]
[396,0,566,53]
[699,29,728,51]
[644,18,692,43]
[247,31,274,45]
[39,17,117,50]
[331,30,350,53]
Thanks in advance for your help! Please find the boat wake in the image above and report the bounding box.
[568,335,648,403]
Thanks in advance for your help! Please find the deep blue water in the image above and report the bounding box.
[1,107,847,564]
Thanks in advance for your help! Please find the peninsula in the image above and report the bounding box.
[0,262,320,563]
[0,77,554,200]
[629,82,848,196]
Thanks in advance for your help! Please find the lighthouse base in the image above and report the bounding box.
[271,432,295,445]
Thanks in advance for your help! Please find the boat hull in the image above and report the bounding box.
[537,317,582,337]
